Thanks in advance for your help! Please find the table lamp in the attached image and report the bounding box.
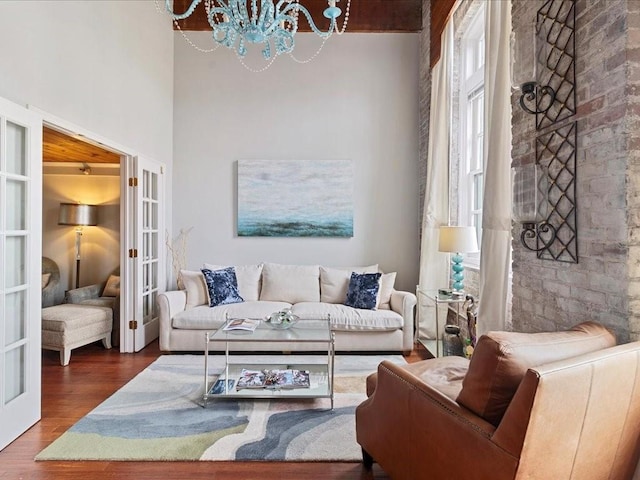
[58,203,98,288]
[438,226,479,292]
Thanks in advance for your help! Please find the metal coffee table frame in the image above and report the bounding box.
[202,317,335,409]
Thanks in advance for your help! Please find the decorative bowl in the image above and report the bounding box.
[265,309,299,330]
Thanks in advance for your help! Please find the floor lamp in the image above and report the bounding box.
[58,203,98,288]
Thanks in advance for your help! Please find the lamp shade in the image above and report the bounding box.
[438,226,479,253]
[58,203,98,226]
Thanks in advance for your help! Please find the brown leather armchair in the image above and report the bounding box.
[356,322,640,480]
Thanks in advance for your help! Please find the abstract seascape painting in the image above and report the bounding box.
[237,160,353,237]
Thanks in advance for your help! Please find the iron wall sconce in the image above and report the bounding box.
[512,164,556,254]
[519,81,556,115]
[512,11,558,117]
[520,221,556,252]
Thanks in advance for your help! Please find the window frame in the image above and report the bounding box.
[456,4,485,269]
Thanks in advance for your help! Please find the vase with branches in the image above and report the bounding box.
[166,227,193,290]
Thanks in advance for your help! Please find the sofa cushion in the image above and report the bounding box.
[291,302,403,331]
[42,304,112,332]
[172,301,292,330]
[79,297,116,310]
[320,265,378,303]
[456,321,616,427]
[260,263,320,304]
[377,272,397,310]
[202,267,244,307]
[203,263,263,301]
[345,272,382,310]
[181,270,209,309]
[102,274,120,297]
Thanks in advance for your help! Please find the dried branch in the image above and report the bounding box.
[166,227,193,290]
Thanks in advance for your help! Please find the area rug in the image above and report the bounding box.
[36,354,405,462]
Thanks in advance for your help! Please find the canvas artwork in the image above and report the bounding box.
[237,160,353,237]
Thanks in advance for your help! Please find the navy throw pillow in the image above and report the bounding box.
[201,267,244,307]
[345,272,382,310]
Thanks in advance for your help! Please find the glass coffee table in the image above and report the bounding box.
[202,317,335,409]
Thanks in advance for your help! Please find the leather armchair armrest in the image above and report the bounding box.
[356,360,518,480]
[65,283,103,303]
[359,360,496,437]
[157,290,187,351]
[390,290,416,352]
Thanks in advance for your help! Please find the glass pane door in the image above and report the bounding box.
[0,98,42,451]
[132,156,164,352]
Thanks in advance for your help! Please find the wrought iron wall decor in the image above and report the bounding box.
[516,0,576,130]
[535,0,576,130]
[534,122,577,262]
[515,0,578,263]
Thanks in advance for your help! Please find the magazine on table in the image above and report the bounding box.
[236,368,310,390]
[223,318,260,332]
[264,369,311,389]
[236,369,267,389]
[209,378,235,395]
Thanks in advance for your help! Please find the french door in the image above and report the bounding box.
[128,156,164,352]
[0,97,42,450]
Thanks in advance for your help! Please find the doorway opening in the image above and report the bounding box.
[41,125,124,349]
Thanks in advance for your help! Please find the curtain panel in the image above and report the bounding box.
[417,20,454,339]
[477,0,513,335]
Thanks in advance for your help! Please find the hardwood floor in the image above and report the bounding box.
[0,341,429,479]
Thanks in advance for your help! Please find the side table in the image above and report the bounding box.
[416,288,465,358]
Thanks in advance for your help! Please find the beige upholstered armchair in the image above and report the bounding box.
[65,269,120,346]
[42,257,64,307]
[356,322,640,480]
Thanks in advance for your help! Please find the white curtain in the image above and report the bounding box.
[478,0,513,336]
[417,20,454,339]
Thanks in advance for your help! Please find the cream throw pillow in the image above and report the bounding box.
[181,270,209,309]
[102,275,120,297]
[377,272,397,310]
[259,263,320,304]
[41,273,51,289]
[203,264,263,301]
[320,265,379,303]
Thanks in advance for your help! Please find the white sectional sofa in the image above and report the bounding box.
[158,263,416,354]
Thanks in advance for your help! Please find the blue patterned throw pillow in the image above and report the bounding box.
[344,272,382,310]
[201,267,244,307]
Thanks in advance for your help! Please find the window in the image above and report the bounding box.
[457,4,485,267]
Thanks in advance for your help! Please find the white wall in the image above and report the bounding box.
[173,32,420,292]
[0,0,174,285]
[0,1,174,166]
[43,173,120,291]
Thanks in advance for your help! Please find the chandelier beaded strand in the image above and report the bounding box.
[289,0,349,63]
[155,0,220,52]
[162,0,350,69]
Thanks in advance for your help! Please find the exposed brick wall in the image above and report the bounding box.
[511,0,633,341]
[418,0,430,224]
[626,0,640,339]
[419,0,637,341]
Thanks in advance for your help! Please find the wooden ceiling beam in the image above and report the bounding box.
[169,0,422,33]
[430,0,456,67]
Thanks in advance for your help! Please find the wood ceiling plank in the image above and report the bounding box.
[43,127,121,164]
[169,0,422,33]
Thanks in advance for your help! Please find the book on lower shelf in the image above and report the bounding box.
[236,368,311,390]
[223,318,260,332]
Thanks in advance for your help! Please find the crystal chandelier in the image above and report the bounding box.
[164,0,350,62]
